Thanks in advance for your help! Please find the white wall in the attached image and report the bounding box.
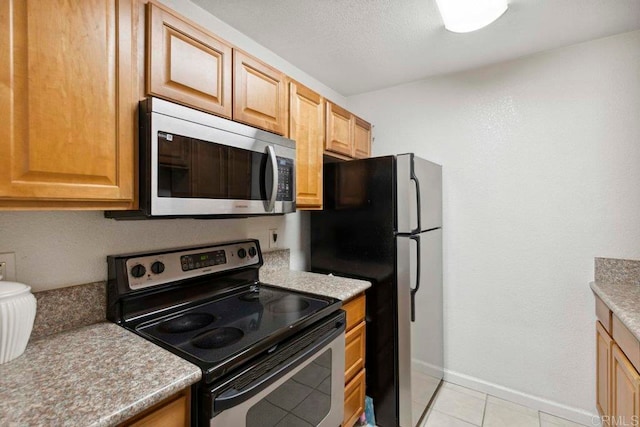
[348,30,640,422]
[0,0,333,292]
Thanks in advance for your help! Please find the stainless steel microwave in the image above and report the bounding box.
[107,98,296,219]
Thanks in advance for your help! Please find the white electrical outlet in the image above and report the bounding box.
[0,252,16,281]
[269,229,279,249]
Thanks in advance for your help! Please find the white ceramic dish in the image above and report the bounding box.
[0,281,36,364]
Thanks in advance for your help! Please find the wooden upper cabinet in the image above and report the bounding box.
[325,102,354,158]
[289,82,324,209]
[353,116,372,159]
[147,3,232,118]
[0,0,138,208]
[233,50,287,135]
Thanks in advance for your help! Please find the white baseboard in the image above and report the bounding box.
[443,369,601,426]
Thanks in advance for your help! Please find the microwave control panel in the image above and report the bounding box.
[276,157,294,201]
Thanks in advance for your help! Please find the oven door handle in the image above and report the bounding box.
[212,322,344,413]
[265,145,278,212]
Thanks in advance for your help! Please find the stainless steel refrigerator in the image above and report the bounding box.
[310,154,443,427]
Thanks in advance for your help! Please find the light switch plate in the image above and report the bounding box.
[0,252,16,281]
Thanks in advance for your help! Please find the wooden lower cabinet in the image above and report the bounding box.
[595,296,640,427]
[611,344,640,426]
[343,293,366,426]
[121,388,190,427]
[344,369,366,427]
[597,321,613,420]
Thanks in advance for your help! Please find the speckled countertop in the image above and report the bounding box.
[261,249,371,300]
[591,257,640,341]
[261,269,371,301]
[0,322,201,427]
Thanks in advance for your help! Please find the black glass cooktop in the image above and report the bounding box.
[135,284,330,365]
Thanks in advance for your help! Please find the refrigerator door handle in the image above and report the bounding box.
[410,156,422,234]
[409,234,421,322]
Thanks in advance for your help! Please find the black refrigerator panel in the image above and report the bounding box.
[310,156,396,282]
[310,156,399,427]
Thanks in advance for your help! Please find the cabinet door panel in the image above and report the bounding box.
[611,344,640,425]
[233,51,287,135]
[325,102,353,157]
[289,82,323,208]
[0,0,136,207]
[354,116,372,159]
[344,369,366,427]
[148,3,232,118]
[597,321,612,419]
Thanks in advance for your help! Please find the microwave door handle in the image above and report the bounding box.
[265,145,278,212]
[409,234,421,322]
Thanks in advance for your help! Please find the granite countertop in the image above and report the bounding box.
[260,269,371,301]
[591,257,640,341]
[0,322,201,427]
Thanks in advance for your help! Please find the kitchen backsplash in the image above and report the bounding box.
[595,257,640,285]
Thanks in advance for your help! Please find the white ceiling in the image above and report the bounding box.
[191,0,640,96]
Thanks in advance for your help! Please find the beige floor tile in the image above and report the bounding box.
[413,374,441,404]
[440,382,487,400]
[483,399,540,427]
[539,412,588,426]
[486,396,539,418]
[432,385,486,425]
[423,410,480,427]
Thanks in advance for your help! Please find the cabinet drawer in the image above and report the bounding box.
[344,368,366,427]
[345,321,366,384]
[123,389,190,427]
[343,294,366,331]
[596,295,612,333]
[612,315,640,373]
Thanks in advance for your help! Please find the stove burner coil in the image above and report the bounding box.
[266,297,310,314]
[192,327,244,349]
[158,313,216,334]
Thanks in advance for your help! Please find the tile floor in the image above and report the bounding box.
[420,382,589,427]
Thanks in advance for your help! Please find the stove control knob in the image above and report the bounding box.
[131,264,146,278]
[151,261,165,275]
[248,247,257,258]
[237,248,247,259]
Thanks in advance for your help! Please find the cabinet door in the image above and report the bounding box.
[597,321,613,421]
[0,0,138,208]
[289,82,324,209]
[325,102,354,158]
[344,369,366,427]
[353,116,372,159]
[611,344,640,425]
[233,50,287,135]
[147,3,232,118]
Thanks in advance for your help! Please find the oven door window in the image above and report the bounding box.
[246,349,333,427]
[157,132,268,200]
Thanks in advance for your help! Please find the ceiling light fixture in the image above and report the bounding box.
[435,0,508,33]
